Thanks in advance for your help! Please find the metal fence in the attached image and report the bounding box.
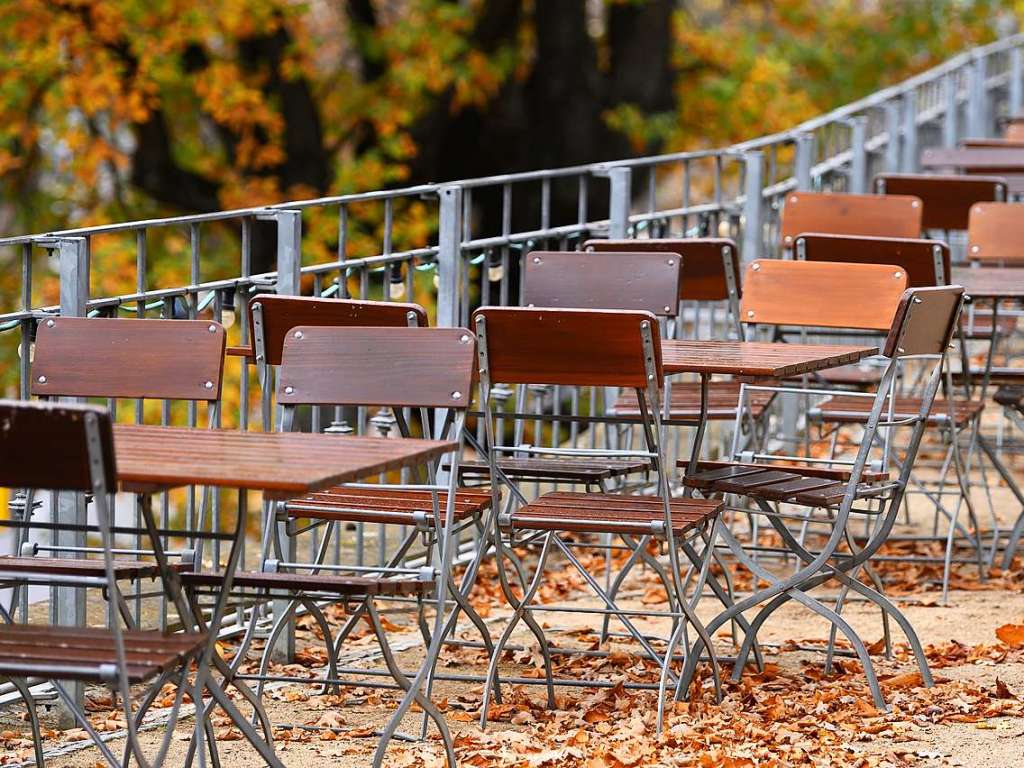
[1,34,1022,642]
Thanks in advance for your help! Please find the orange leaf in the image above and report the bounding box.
[995,623,1024,648]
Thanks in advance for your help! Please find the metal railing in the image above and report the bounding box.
[1,34,1021,643]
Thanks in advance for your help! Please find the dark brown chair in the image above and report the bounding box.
[0,399,205,768]
[795,232,950,286]
[873,174,1006,231]
[779,191,924,249]
[580,239,774,429]
[473,306,724,729]
[0,317,226,595]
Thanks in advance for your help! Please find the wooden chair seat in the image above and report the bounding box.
[952,367,1024,386]
[284,487,492,525]
[811,395,985,428]
[0,625,206,684]
[611,381,775,420]
[959,313,1017,339]
[457,457,649,483]
[682,465,881,508]
[785,363,884,387]
[681,460,889,484]
[0,556,189,581]
[503,492,722,536]
[180,570,431,597]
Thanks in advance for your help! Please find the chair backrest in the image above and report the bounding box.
[521,250,681,317]
[248,294,429,366]
[30,317,225,401]
[967,202,1024,263]
[883,286,965,358]
[779,191,923,247]
[276,326,476,409]
[795,233,949,287]
[0,399,115,492]
[583,238,742,301]
[740,259,908,331]
[1006,119,1024,141]
[873,173,1006,230]
[473,307,661,388]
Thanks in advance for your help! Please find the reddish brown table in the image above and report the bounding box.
[111,424,455,768]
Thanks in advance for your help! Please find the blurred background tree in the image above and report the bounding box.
[0,0,1014,248]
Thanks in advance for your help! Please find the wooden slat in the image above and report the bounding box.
[796,233,948,287]
[277,326,476,409]
[0,556,165,579]
[583,238,741,301]
[952,266,1024,299]
[741,259,907,331]
[660,340,877,378]
[31,317,225,401]
[613,381,775,419]
[779,191,923,245]
[873,174,1005,230]
[967,203,1024,265]
[682,460,889,484]
[507,492,722,536]
[112,425,455,497]
[712,470,800,494]
[181,571,430,596]
[456,458,648,481]
[522,251,682,317]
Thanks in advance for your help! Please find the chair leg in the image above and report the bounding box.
[368,599,456,768]
[7,677,44,768]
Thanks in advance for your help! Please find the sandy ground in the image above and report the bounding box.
[4,444,1024,767]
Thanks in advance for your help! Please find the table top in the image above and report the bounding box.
[661,340,878,378]
[113,425,455,499]
[952,266,1024,299]
[921,146,1024,169]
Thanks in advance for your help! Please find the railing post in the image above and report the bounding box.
[884,100,902,171]
[901,89,919,172]
[54,236,89,724]
[1010,46,1023,118]
[436,184,463,329]
[944,71,959,147]
[968,54,988,137]
[259,210,302,663]
[849,116,868,194]
[794,133,815,191]
[263,209,302,296]
[741,152,763,262]
[607,167,632,239]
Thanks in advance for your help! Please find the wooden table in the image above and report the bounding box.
[113,424,453,498]
[661,339,877,378]
[111,424,455,768]
[952,266,1024,300]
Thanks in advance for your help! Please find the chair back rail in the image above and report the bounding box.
[872,173,1006,230]
[522,251,681,317]
[795,233,949,287]
[967,202,1024,263]
[583,238,741,302]
[740,259,908,331]
[779,191,923,247]
[883,286,965,358]
[0,399,115,491]
[277,326,476,409]
[30,317,225,401]
[473,307,660,388]
[248,294,429,366]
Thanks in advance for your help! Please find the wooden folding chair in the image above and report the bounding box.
[0,400,206,768]
[474,306,726,732]
[212,325,473,767]
[1,317,226,629]
[779,191,924,252]
[681,270,965,709]
[583,239,776,440]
